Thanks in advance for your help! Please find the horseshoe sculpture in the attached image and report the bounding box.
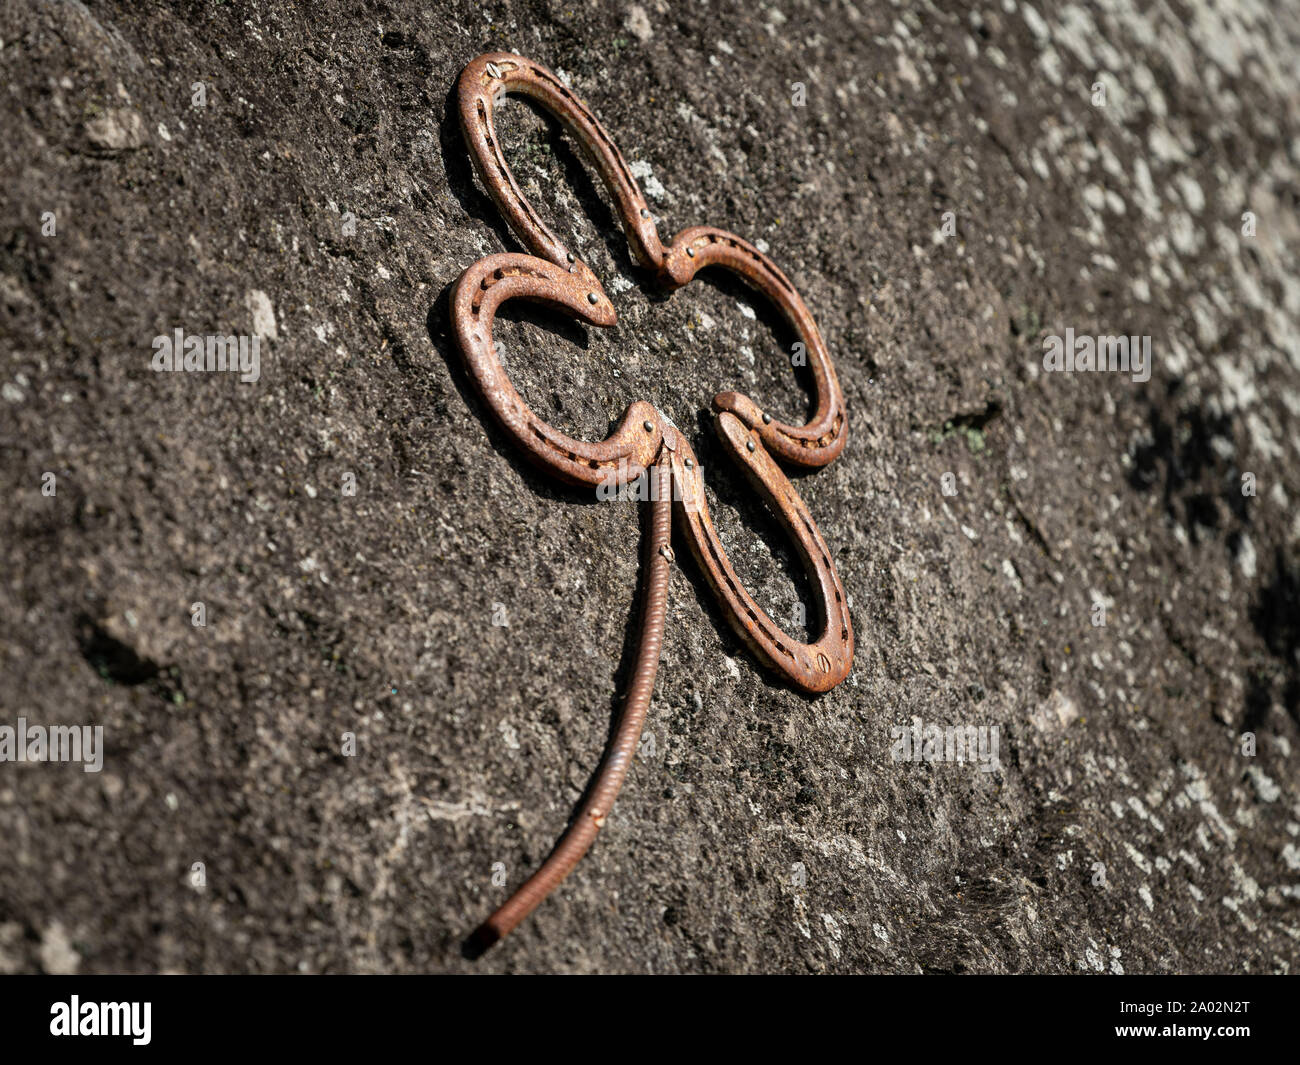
[450,53,853,950]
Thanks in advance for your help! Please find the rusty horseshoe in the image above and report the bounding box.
[449,53,854,949]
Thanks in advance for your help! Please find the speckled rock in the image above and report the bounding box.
[0,0,1297,973]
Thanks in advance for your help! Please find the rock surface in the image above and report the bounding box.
[1,0,1298,973]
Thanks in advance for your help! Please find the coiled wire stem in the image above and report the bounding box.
[469,461,673,950]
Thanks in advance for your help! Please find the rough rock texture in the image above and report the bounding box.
[1,0,1298,974]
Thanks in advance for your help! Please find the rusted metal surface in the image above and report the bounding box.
[451,53,854,949]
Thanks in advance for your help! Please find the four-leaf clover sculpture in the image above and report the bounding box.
[449,53,854,951]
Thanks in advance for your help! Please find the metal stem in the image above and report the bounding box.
[471,461,673,950]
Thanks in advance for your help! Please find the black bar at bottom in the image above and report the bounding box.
[0,973,1288,1053]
